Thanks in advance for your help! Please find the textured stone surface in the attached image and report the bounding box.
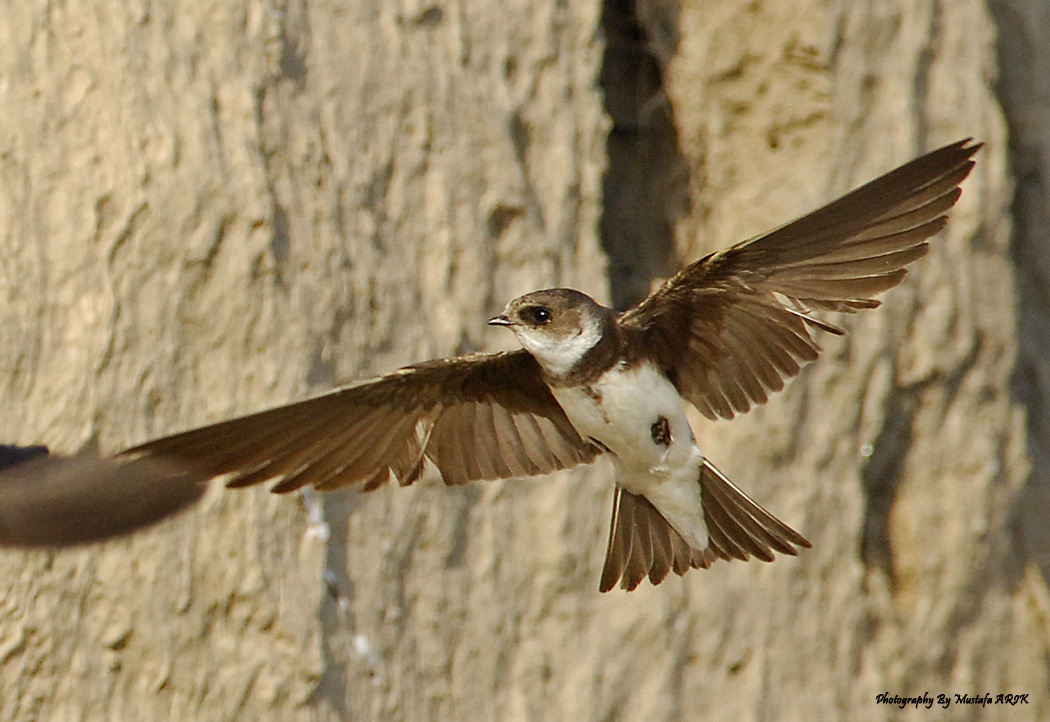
[0,0,1046,720]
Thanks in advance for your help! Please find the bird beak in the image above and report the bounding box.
[488,315,514,327]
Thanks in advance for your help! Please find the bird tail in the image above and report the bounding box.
[598,459,811,592]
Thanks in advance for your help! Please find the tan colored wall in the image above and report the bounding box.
[0,0,1045,719]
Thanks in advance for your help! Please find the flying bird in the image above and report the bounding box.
[123,139,980,591]
[0,445,205,547]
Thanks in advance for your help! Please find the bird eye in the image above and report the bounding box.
[528,306,552,325]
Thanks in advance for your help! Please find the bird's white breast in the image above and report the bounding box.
[551,362,696,476]
[552,361,709,551]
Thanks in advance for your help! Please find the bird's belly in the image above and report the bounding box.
[553,363,709,550]
[552,363,696,475]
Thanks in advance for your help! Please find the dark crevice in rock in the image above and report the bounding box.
[989,0,1050,593]
[860,383,920,586]
[598,0,686,310]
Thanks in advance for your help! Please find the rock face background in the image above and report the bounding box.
[0,0,1047,719]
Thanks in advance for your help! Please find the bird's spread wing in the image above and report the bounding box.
[0,451,205,547]
[619,139,981,420]
[0,444,49,470]
[599,459,811,591]
[123,350,601,492]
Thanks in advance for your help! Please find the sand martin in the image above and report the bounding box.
[0,445,205,547]
[123,139,980,591]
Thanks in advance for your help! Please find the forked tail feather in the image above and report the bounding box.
[598,459,811,592]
